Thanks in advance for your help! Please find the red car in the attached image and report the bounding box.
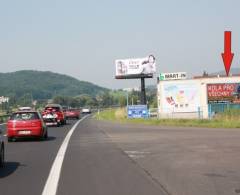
[64,108,80,120]
[42,104,66,126]
[7,111,48,142]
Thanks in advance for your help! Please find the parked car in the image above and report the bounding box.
[42,104,66,126]
[0,129,4,166]
[82,108,91,114]
[7,111,48,142]
[64,108,80,119]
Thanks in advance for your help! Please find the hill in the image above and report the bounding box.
[0,70,108,100]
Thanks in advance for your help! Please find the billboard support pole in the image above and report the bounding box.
[140,77,146,105]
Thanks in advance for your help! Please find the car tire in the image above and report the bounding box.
[44,130,48,139]
[8,137,13,142]
[0,144,4,167]
[61,120,66,125]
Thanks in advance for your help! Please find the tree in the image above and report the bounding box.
[119,96,126,107]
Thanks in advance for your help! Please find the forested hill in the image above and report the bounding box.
[0,70,108,99]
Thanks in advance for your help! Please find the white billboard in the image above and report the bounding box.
[161,82,200,113]
[115,55,156,78]
[0,96,9,104]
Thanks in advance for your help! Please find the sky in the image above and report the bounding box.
[0,0,240,89]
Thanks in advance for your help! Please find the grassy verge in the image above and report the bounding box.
[96,108,240,128]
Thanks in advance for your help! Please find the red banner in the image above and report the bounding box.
[207,83,240,103]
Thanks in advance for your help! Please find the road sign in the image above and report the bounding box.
[159,72,187,81]
[127,105,148,118]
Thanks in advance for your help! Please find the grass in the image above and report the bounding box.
[96,108,240,128]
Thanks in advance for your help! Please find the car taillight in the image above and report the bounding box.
[31,121,41,127]
[7,121,13,128]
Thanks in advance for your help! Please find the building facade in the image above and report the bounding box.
[157,76,240,119]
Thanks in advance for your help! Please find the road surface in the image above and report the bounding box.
[1,117,240,195]
[0,117,166,195]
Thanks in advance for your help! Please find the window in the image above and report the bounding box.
[10,112,39,120]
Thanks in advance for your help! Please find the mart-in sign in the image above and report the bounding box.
[159,72,187,81]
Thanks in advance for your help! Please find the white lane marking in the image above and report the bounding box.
[125,151,150,159]
[42,115,89,195]
[125,151,150,154]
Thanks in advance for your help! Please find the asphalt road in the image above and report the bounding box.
[0,120,75,195]
[99,121,240,195]
[0,117,166,195]
[57,118,165,195]
[1,117,240,195]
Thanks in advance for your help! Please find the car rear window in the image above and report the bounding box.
[10,112,40,121]
[45,107,60,112]
[68,109,77,111]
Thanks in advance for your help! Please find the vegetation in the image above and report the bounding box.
[97,108,240,128]
[0,70,108,103]
[0,70,157,112]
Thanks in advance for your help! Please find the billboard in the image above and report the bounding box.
[127,105,148,118]
[162,82,200,113]
[207,83,240,103]
[0,96,9,104]
[115,55,156,79]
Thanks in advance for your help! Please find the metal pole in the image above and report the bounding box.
[126,91,129,115]
[140,77,146,105]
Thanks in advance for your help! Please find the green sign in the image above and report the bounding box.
[159,72,187,81]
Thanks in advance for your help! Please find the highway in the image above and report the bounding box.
[0,117,166,195]
[1,117,240,195]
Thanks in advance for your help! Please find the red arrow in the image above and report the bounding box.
[221,31,234,76]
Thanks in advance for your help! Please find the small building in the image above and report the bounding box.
[157,74,240,119]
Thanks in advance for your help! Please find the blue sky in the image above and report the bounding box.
[0,0,240,89]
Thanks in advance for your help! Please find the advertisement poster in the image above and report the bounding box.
[207,83,240,103]
[162,82,200,113]
[115,55,156,78]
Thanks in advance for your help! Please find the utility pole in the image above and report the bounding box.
[126,91,129,107]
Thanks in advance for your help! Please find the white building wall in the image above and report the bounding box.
[157,76,240,119]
